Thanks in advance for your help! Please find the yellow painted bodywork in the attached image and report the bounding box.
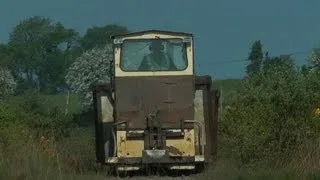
[116,129,196,158]
[116,131,144,157]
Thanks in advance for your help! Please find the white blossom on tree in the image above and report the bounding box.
[0,67,17,98]
[65,44,113,109]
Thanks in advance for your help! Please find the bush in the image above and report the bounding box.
[0,92,98,178]
[1,90,76,140]
[65,44,113,110]
[0,100,31,147]
[220,58,320,167]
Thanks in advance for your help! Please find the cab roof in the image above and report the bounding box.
[111,29,193,39]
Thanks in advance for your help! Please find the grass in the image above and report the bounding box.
[40,93,83,115]
[0,130,319,179]
[0,92,319,180]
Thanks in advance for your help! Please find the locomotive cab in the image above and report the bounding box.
[91,30,219,173]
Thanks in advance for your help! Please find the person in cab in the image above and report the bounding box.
[139,41,177,71]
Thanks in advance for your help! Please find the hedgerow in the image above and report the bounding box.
[220,57,320,169]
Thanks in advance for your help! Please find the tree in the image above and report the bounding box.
[80,24,129,50]
[0,44,12,68]
[246,40,264,76]
[8,16,80,93]
[0,67,17,98]
[308,48,320,71]
[0,45,17,98]
[301,64,311,76]
[221,56,320,165]
[65,44,113,110]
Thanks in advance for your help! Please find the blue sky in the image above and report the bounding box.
[1,0,319,79]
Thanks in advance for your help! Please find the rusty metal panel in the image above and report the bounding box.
[115,75,194,130]
[91,83,117,164]
[195,75,219,164]
[211,89,219,162]
[92,88,104,162]
[92,86,113,163]
[201,80,213,163]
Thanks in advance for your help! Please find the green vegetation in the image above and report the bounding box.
[0,15,319,179]
[213,79,243,106]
